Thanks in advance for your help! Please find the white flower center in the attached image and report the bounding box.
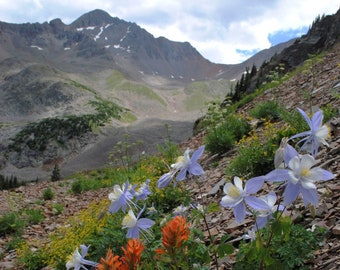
[227,184,241,198]
[122,210,137,228]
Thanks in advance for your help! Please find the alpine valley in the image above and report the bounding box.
[0,8,338,181]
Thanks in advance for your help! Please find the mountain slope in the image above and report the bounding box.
[0,9,295,180]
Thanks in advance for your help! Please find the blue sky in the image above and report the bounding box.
[0,1,338,64]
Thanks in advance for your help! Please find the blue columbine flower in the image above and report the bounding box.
[252,191,284,229]
[157,145,205,188]
[132,179,152,201]
[108,181,136,213]
[220,176,267,223]
[266,152,334,206]
[174,145,205,181]
[122,206,155,239]
[66,244,98,270]
[289,108,330,156]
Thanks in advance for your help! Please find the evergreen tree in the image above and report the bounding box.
[51,164,61,182]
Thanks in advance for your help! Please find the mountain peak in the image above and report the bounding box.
[70,9,116,27]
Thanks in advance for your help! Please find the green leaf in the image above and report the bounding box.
[217,243,234,258]
[206,202,220,213]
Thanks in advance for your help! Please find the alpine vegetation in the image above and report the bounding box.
[59,107,333,269]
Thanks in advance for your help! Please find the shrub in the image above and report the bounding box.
[16,242,47,270]
[71,180,83,194]
[42,187,54,200]
[205,126,235,155]
[227,121,282,178]
[205,114,251,155]
[249,100,284,121]
[23,208,45,225]
[0,212,25,236]
[147,184,191,214]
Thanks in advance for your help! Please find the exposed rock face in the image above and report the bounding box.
[280,9,340,67]
[247,8,340,92]
[0,9,291,82]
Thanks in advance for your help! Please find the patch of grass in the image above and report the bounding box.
[184,91,210,111]
[52,203,64,216]
[106,70,125,88]
[120,111,138,123]
[119,81,167,107]
[68,79,96,94]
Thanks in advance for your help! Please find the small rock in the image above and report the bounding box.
[331,224,340,235]
[208,178,225,195]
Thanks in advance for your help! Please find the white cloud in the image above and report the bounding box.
[0,0,338,64]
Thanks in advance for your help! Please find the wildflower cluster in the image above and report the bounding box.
[222,108,333,224]
[66,144,205,269]
[64,107,334,270]
[220,108,334,267]
[107,180,154,239]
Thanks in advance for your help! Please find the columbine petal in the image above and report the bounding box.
[157,172,173,188]
[191,145,205,162]
[300,180,316,189]
[245,176,265,194]
[80,244,89,258]
[189,163,204,176]
[283,143,299,165]
[283,182,300,205]
[311,110,323,129]
[298,108,312,127]
[233,202,246,224]
[137,218,155,229]
[256,216,270,229]
[233,176,244,191]
[316,125,330,146]
[266,191,277,207]
[245,196,269,210]
[126,227,140,239]
[176,168,187,181]
[299,155,316,170]
[309,167,334,181]
[288,156,302,172]
[300,187,319,206]
[221,195,241,207]
[266,169,290,182]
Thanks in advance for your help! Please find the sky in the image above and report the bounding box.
[0,1,338,64]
